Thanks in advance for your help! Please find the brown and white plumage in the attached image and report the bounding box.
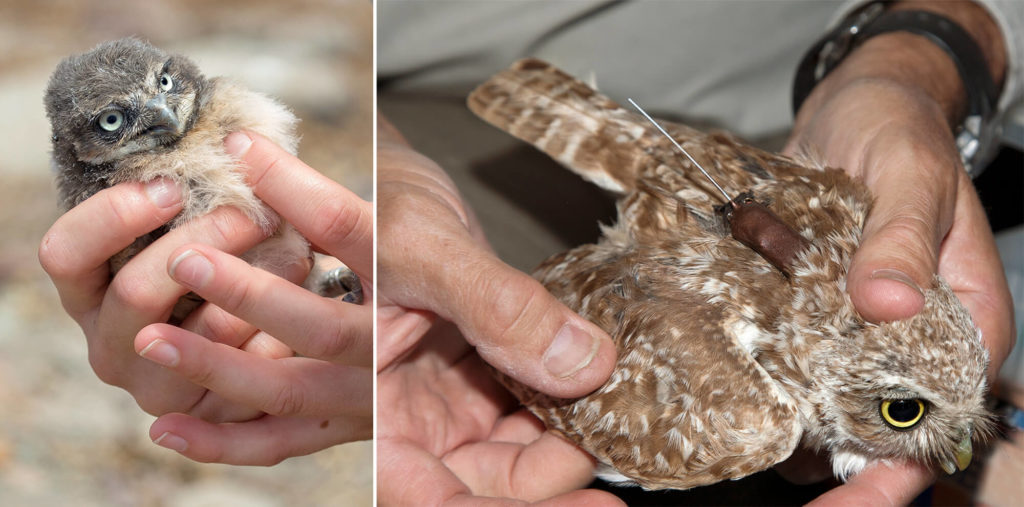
[44,38,312,320]
[468,59,992,490]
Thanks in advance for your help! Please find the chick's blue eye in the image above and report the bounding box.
[160,73,174,91]
[98,110,124,132]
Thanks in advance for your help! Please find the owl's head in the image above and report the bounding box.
[809,277,992,479]
[44,37,206,167]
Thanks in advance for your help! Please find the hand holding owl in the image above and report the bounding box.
[750,4,1014,503]
[135,132,373,464]
[779,8,1013,503]
[39,176,276,419]
[39,37,373,462]
[40,132,373,464]
[376,116,622,503]
[377,116,617,398]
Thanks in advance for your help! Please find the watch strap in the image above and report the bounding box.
[793,4,1000,175]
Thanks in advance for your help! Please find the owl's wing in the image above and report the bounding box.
[468,58,689,195]
[467,58,816,220]
[521,242,804,490]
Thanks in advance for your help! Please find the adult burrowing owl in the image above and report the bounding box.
[468,59,992,490]
[44,38,358,320]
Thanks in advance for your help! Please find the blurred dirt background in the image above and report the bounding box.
[0,0,372,505]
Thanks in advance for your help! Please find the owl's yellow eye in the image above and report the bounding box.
[159,72,174,92]
[880,398,926,429]
[97,110,124,132]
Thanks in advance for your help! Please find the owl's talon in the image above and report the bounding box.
[316,265,363,305]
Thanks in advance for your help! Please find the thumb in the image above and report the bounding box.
[846,151,955,324]
[430,244,617,399]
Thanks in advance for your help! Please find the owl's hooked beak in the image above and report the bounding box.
[939,429,973,475]
[143,94,181,135]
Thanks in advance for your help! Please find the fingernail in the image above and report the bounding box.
[153,431,188,452]
[544,322,601,378]
[870,269,925,296]
[224,131,253,157]
[169,250,213,289]
[145,178,181,209]
[138,339,180,367]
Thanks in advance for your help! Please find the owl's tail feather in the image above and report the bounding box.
[468,58,658,195]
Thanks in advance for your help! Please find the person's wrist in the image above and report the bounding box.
[888,0,1007,86]
[794,30,963,137]
[793,1,1007,175]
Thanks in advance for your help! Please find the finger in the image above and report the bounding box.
[183,329,295,423]
[380,417,618,505]
[376,303,436,370]
[378,437,475,506]
[846,138,957,324]
[446,490,625,507]
[180,300,259,348]
[85,207,267,399]
[377,438,621,506]
[936,176,1015,377]
[178,240,313,355]
[135,324,372,417]
[807,460,933,506]
[489,409,547,445]
[379,187,615,398]
[149,412,371,465]
[185,391,264,424]
[437,246,615,399]
[224,131,372,282]
[443,431,599,502]
[99,206,268,335]
[167,244,372,366]
[38,178,183,319]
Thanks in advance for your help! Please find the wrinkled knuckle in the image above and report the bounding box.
[217,277,255,316]
[313,198,368,250]
[885,215,932,244]
[192,308,241,344]
[881,215,936,260]
[261,154,286,181]
[206,209,251,244]
[109,274,166,316]
[185,356,220,389]
[105,190,142,230]
[265,379,305,416]
[306,322,355,361]
[480,270,548,345]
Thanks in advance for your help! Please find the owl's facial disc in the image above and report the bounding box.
[78,67,196,164]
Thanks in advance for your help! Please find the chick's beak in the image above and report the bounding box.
[144,94,181,133]
[939,430,974,475]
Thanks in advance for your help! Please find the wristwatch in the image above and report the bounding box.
[792,2,1001,177]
